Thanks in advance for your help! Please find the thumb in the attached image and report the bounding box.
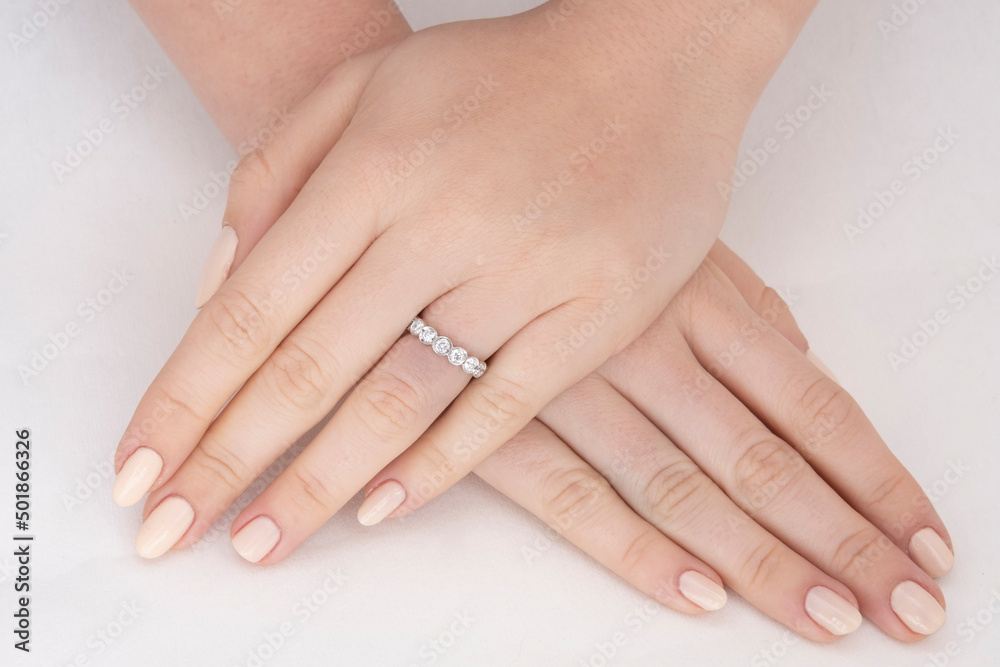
[194,44,398,308]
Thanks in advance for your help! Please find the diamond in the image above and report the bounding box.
[473,362,486,378]
[409,318,424,335]
[418,326,437,344]
[462,357,479,374]
[432,337,452,356]
[448,347,468,365]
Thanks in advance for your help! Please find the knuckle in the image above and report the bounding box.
[617,528,664,579]
[352,367,425,439]
[155,384,207,424]
[466,376,532,429]
[738,541,785,591]
[758,287,789,320]
[540,467,612,534]
[410,439,462,498]
[830,528,891,576]
[190,444,248,494]
[865,472,909,513]
[787,377,860,454]
[265,337,334,412]
[230,146,278,193]
[642,459,712,523]
[205,287,272,361]
[731,434,805,512]
[288,466,340,514]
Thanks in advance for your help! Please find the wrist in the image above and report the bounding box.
[536,0,818,106]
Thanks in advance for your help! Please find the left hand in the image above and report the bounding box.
[114,6,792,550]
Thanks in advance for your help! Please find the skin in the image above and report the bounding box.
[121,0,951,641]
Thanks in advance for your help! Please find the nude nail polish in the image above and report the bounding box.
[806,350,839,383]
[891,581,946,634]
[232,516,281,563]
[678,571,727,611]
[909,528,954,578]
[805,586,863,635]
[135,496,194,559]
[113,447,163,507]
[357,481,406,526]
[195,225,238,308]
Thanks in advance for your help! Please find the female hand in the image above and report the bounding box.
[115,4,806,552]
[471,242,952,642]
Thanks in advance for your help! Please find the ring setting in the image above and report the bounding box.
[408,318,486,378]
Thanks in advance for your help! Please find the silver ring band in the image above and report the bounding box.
[408,318,487,378]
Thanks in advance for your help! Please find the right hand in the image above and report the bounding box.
[470,242,951,642]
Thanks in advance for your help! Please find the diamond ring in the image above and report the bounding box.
[408,318,487,378]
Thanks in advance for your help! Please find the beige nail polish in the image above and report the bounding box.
[909,528,954,578]
[135,496,194,559]
[891,581,946,635]
[195,225,238,309]
[806,350,839,383]
[232,516,281,563]
[678,571,728,611]
[357,481,406,526]
[805,586,863,636]
[113,447,163,507]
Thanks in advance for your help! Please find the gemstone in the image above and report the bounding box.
[418,326,437,344]
[448,347,468,365]
[432,337,452,356]
[462,357,480,374]
[409,318,424,335]
[473,362,486,378]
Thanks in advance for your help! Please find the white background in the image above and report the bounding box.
[1,0,998,665]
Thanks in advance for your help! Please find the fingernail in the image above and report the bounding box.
[113,447,163,507]
[195,225,238,308]
[135,496,195,559]
[891,581,946,635]
[678,571,727,611]
[357,481,406,526]
[909,528,954,578]
[806,350,839,382]
[805,586,863,636]
[232,516,281,563]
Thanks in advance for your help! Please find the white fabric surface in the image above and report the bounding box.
[1,0,998,665]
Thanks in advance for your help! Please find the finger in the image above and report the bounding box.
[134,231,496,552]
[707,240,808,354]
[681,262,954,580]
[145,266,543,556]
[602,295,946,639]
[194,47,394,308]
[220,266,571,561]
[539,376,862,640]
[361,297,635,521]
[113,138,386,508]
[475,419,726,617]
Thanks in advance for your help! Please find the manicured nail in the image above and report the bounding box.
[909,528,954,578]
[113,447,163,507]
[805,586,863,636]
[357,481,406,526]
[806,350,839,382]
[232,516,281,563]
[678,571,727,611]
[195,225,238,308]
[891,581,946,634]
[135,496,194,559]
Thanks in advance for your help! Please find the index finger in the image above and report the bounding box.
[112,148,378,506]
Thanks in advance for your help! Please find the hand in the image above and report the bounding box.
[473,242,952,642]
[115,6,796,555]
